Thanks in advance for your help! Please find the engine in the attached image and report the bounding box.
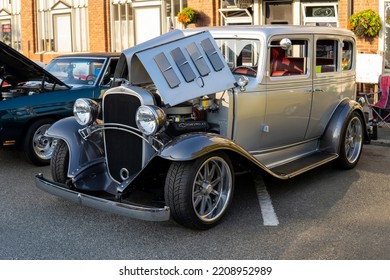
[163,96,219,137]
[1,82,42,100]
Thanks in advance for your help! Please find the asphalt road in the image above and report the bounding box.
[1,142,389,260]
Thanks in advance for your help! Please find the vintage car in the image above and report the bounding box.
[35,26,368,229]
[0,41,119,165]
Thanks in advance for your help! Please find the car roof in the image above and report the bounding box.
[52,52,120,59]
[183,25,355,38]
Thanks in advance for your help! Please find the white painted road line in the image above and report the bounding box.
[253,174,279,226]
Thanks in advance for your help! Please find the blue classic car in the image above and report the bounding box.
[0,41,119,165]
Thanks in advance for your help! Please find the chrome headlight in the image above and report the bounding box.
[73,98,100,126]
[136,105,166,136]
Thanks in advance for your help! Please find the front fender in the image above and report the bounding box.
[158,132,288,179]
[159,133,246,161]
[320,99,367,154]
[47,117,104,177]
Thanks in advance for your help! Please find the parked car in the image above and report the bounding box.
[36,26,368,229]
[0,41,119,165]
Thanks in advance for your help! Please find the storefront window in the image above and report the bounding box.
[0,0,21,51]
[36,0,89,52]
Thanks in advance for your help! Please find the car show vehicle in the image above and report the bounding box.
[0,41,119,165]
[35,26,368,229]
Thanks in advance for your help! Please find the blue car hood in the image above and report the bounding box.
[0,41,68,88]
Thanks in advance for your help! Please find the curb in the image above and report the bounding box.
[369,139,390,147]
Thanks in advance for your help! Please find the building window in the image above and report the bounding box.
[166,0,187,29]
[219,0,253,25]
[111,0,133,52]
[36,0,89,52]
[302,3,338,27]
[265,1,292,25]
[111,0,188,51]
[0,0,21,51]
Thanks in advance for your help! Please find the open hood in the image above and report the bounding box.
[127,30,236,107]
[0,41,69,88]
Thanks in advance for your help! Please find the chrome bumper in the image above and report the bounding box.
[35,174,170,222]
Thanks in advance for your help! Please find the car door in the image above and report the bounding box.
[305,36,345,139]
[261,36,313,148]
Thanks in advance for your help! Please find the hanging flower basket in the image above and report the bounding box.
[177,7,198,27]
[347,9,382,38]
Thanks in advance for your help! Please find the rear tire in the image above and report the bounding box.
[51,139,70,184]
[165,152,234,230]
[334,111,363,169]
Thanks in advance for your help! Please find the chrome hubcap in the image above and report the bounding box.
[32,124,56,160]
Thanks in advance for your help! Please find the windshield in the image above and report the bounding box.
[45,57,106,86]
[214,39,260,73]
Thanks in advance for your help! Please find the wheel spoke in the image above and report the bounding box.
[210,177,221,188]
[193,195,202,208]
[199,197,207,215]
[210,188,220,198]
[206,196,213,210]
[208,163,217,180]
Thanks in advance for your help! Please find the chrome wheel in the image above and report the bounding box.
[192,156,233,223]
[334,112,364,169]
[344,116,363,164]
[32,124,56,161]
[165,152,234,229]
[24,118,56,165]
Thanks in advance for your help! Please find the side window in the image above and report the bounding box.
[270,40,308,77]
[342,41,353,71]
[316,40,338,73]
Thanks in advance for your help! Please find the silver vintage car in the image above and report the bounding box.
[35,26,367,229]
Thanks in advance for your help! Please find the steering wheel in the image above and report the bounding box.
[86,75,97,81]
[232,66,257,77]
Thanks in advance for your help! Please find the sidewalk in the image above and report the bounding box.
[370,124,390,146]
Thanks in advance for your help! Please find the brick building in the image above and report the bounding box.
[0,0,388,75]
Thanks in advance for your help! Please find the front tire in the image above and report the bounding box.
[165,152,234,230]
[51,139,70,184]
[23,118,56,166]
[335,111,364,169]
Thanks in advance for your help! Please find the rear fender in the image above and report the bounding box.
[320,99,368,154]
[46,117,104,177]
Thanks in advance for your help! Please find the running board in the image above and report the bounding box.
[269,152,338,179]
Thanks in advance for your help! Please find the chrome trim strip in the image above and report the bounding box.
[35,174,170,222]
[79,123,164,151]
